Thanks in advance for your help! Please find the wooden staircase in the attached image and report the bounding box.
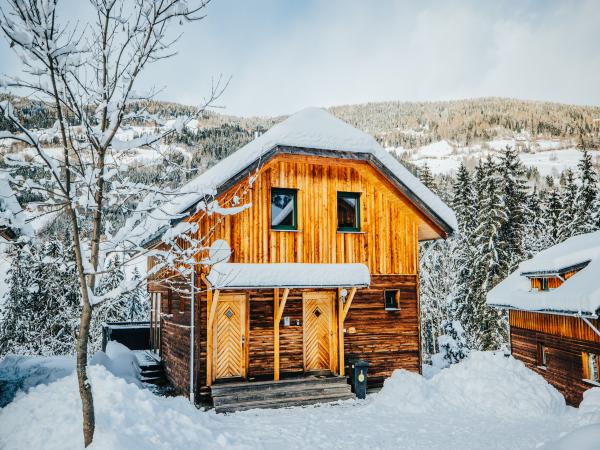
[210,376,355,413]
[134,351,166,385]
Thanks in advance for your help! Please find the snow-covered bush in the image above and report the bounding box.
[430,320,470,370]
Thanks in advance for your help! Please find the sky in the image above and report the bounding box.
[1,0,600,117]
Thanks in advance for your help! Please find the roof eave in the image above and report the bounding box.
[140,145,455,247]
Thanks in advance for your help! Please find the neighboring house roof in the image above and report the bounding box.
[206,262,370,289]
[134,107,457,248]
[487,231,600,316]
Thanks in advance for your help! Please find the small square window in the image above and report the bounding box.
[384,290,401,311]
[271,188,297,230]
[337,192,360,232]
[583,352,600,383]
[538,343,547,367]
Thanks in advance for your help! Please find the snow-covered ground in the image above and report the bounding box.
[399,139,599,177]
[1,351,599,450]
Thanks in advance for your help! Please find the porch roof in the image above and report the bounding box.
[206,262,370,289]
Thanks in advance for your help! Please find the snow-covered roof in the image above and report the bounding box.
[136,108,457,247]
[487,231,600,316]
[206,262,370,289]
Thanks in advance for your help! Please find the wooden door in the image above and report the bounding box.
[303,291,337,373]
[214,294,247,380]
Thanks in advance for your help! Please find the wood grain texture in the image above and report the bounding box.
[510,310,600,343]
[214,295,246,379]
[511,325,600,405]
[303,292,336,372]
[190,154,431,274]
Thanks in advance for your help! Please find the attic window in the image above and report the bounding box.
[540,278,549,291]
[271,188,297,230]
[384,290,401,311]
[583,352,600,383]
[337,192,360,232]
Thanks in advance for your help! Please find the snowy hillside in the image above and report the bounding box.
[1,351,599,450]
[395,139,599,177]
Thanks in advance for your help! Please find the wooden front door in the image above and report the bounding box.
[214,293,247,380]
[303,291,337,373]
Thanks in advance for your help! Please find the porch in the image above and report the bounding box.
[201,262,371,389]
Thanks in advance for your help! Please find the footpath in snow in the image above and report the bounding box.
[1,351,600,450]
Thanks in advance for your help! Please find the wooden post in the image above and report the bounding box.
[274,288,280,381]
[338,287,357,377]
[274,288,290,381]
[202,274,220,387]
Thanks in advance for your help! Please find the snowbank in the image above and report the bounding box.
[0,355,74,407]
[90,341,142,388]
[0,351,596,450]
[541,424,600,450]
[374,352,566,418]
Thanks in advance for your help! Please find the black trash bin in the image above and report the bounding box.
[350,360,369,399]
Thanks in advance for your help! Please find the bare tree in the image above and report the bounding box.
[0,0,239,445]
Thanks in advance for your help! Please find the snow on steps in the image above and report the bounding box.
[133,351,165,385]
[210,376,355,413]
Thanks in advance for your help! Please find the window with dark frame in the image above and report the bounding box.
[538,343,547,367]
[583,352,600,383]
[540,277,549,291]
[271,188,297,230]
[337,192,360,232]
[384,290,401,311]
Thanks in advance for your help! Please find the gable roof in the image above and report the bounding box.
[134,108,457,247]
[487,231,600,316]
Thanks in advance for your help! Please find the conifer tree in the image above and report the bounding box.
[558,169,579,240]
[545,188,563,245]
[498,146,528,273]
[575,149,598,233]
[0,240,80,356]
[419,163,437,193]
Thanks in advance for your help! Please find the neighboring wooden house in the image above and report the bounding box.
[488,231,600,405]
[138,108,457,408]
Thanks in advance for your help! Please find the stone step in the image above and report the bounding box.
[215,391,356,414]
[213,383,352,406]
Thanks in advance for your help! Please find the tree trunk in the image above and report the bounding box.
[76,301,95,447]
[68,207,96,446]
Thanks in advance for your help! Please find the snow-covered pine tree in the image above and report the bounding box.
[558,169,579,241]
[523,187,547,256]
[544,187,563,246]
[0,240,80,356]
[419,237,459,360]
[122,267,150,322]
[464,158,508,350]
[452,163,477,237]
[498,146,528,273]
[418,163,437,193]
[575,149,598,233]
[431,319,470,368]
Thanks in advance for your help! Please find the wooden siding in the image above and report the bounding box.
[510,310,600,343]
[511,326,600,405]
[191,154,432,274]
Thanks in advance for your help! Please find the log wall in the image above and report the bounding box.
[509,310,600,405]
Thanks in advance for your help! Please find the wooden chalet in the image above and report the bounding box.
[488,231,600,405]
[139,108,457,409]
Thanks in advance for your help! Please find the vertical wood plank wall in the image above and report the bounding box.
[150,153,441,399]
[192,154,429,274]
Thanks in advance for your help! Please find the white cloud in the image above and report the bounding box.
[1,0,599,116]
